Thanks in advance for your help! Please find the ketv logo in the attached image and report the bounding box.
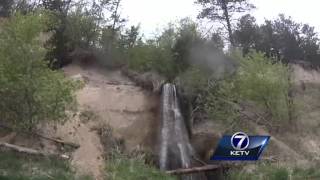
[211,132,270,161]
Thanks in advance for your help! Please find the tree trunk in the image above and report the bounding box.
[111,0,121,33]
[108,0,121,53]
[221,0,234,46]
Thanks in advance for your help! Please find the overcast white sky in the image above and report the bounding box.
[120,0,320,37]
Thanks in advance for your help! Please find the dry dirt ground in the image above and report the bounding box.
[0,63,159,180]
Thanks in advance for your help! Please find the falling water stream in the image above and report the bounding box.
[159,83,199,180]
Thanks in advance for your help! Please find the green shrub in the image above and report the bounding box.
[235,51,291,122]
[205,77,240,122]
[203,51,291,123]
[127,44,156,72]
[127,42,176,79]
[0,13,79,130]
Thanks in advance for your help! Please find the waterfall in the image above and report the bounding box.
[159,83,196,179]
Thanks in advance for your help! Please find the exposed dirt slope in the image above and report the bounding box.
[64,63,159,151]
[41,63,159,179]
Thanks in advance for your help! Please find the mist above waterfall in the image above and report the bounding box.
[188,44,238,79]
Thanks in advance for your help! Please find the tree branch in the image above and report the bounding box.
[0,124,79,148]
[166,165,221,175]
[0,142,69,159]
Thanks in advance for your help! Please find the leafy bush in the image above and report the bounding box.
[235,51,291,121]
[202,51,291,123]
[0,13,79,130]
[205,77,240,122]
[127,40,176,79]
[127,43,157,72]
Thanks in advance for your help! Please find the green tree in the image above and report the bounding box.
[195,0,255,46]
[119,25,140,49]
[14,0,39,15]
[208,32,225,50]
[103,0,127,55]
[42,0,73,68]
[65,6,100,49]
[0,13,79,130]
[234,14,259,54]
[234,14,320,65]
[300,24,320,65]
[0,0,14,17]
[173,18,202,74]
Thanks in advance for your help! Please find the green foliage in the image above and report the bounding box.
[195,0,255,45]
[291,166,320,179]
[176,66,210,97]
[227,164,289,180]
[0,13,79,130]
[126,25,178,79]
[127,40,176,78]
[234,14,260,55]
[65,7,100,49]
[234,14,320,65]
[119,25,141,49]
[173,18,202,73]
[235,51,291,121]
[127,19,208,80]
[205,77,240,122]
[0,151,92,180]
[227,163,320,180]
[43,0,73,68]
[203,51,291,123]
[105,151,176,180]
[0,0,14,17]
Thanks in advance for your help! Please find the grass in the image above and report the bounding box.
[226,163,320,180]
[0,151,92,180]
[105,152,176,180]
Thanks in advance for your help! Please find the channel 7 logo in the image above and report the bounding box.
[211,132,270,161]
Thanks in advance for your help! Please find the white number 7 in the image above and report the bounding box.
[234,135,246,149]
